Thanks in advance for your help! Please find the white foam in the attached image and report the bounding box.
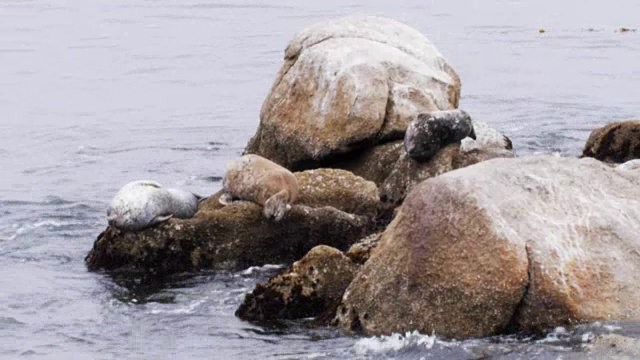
[0,220,63,241]
[147,298,206,315]
[353,331,436,355]
[238,264,285,276]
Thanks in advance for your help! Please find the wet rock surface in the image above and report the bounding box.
[582,120,640,163]
[235,245,359,323]
[336,156,640,338]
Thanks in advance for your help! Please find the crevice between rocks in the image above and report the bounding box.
[503,243,533,334]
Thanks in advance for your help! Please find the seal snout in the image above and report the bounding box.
[468,127,477,140]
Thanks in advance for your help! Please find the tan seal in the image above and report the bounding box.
[220,154,298,221]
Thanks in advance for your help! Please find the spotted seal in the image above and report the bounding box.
[107,180,201,231]
[220,154,298,221]
[404,109,477,162]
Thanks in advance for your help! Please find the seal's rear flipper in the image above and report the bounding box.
[150,214,173,226]
[218,192,234,206]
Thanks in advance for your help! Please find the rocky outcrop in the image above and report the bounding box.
[336,156,640,338]
[334,118,513,202]
[582,121,640,163]
[295,168,379,218]
[378,118,514,206]
[245,16,461,169]
[236,245,359,323]
[86,169,378,274]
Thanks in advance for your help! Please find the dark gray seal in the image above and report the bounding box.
[404,109,476,162]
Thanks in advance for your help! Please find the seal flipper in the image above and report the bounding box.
[263,190,291,221]
[218,192,234,206]
[149,213,173,227]
[194,193,209,204]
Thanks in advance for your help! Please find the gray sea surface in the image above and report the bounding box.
[1,0,640,358]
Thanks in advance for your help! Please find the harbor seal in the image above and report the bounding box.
[220,154,298,221]
[107,180,201,231]
[404,109,477,162]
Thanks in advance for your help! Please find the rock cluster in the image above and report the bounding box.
[86,169,378,273]
[86,15,640,341]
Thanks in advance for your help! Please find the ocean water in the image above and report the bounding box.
[1,0,639,358]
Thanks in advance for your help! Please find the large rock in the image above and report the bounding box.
[336,156,640,338]
[245,16,461,169]
[582,121,640,163]
[86,169,378,274]
[236,245,359,323]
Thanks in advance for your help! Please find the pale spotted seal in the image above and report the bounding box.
[107,180,201,231]
[404,109,477,162]
[220,154,298,221]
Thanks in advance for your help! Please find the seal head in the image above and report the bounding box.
[404,109,476,162]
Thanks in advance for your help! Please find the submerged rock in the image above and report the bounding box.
[336,156,640,338]
[245,15,461,169]
[582,334,640,359]
[295,168,379,218]
[236,245,359,323]
[582,120,640,163]
[86,169,378,274]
